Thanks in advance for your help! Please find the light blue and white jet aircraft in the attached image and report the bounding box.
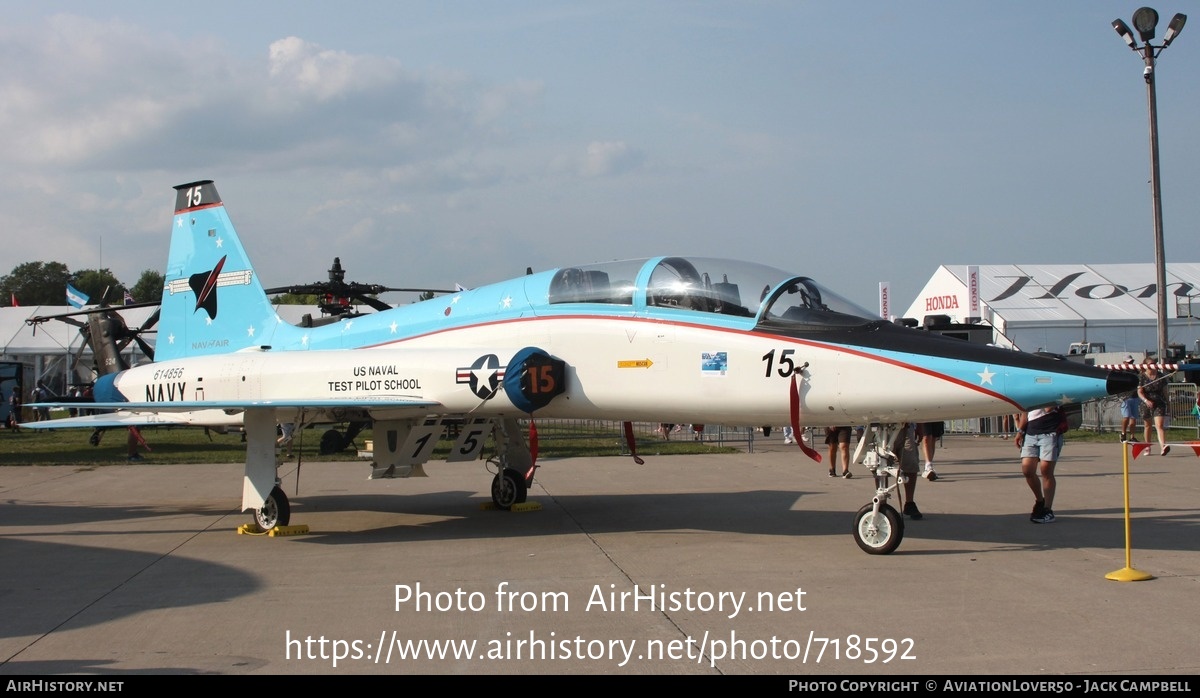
[28,180,1137,554]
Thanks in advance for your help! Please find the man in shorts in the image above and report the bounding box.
[1016,407,1065,524]
[277,421,296,458]
[916,421,943,481]
[825,426,852,478]
[1118,355,1141,442]
[890,423,924,519]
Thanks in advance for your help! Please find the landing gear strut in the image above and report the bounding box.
[850,424,908,555]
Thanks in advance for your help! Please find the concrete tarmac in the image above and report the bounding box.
[1,434,1198,675]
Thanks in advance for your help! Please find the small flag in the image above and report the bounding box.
[66,283,89,309]
[123,290,135,305]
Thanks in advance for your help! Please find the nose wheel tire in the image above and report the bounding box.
[853,503,903,555]
[254,486,291,530]
[491,469,528,510]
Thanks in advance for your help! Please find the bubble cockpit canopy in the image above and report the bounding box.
[547,256,877,328]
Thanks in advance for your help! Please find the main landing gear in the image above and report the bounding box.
[490,469,528,510]
[849,424,907,555]
[254,485,291,530]
[488,418,536,510]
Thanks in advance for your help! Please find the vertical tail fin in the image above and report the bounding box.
[156,181,287,362]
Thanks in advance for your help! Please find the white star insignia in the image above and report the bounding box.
[247,325,255,337]
[344,320,354,331]
[472,366,497,386]
[205,317,213,326]
[501,295,512,309]
[215,237,224,248]
[176,218,184,228]
[1057,394,1075,405]
[301,334,309,347]
[977,367,995,385]
[168,333,175,344]
[389,321,398,334]
[452,295,461,304]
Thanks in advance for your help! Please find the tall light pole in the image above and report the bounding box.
[1113,7,1186,365]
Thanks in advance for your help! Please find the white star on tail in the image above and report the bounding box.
[977,367,995,385]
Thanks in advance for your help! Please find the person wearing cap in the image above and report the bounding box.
[1138,361,1171,456]
[1118,355,1141,442]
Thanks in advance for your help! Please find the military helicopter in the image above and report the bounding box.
[264,256,456,327]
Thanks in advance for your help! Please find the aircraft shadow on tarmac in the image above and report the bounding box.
[0,538,258,641]
[0,500,237,528]
[270,486,1200,555]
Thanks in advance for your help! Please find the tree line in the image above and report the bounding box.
[1,262,163,307]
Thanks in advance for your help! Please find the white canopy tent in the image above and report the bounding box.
[902,263,1200,356]
[0,304,325,397]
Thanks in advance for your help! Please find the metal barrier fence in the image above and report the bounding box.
[531,420,770,453]
[1079,383,1197,437]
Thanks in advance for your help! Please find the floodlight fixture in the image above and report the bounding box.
[1114,19,1139,46]
[1163,13,1186,46]
[1133,7,1159,42]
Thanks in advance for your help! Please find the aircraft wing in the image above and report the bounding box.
[20,409,244,430]
[30,400,439,414]
[25,397,443,424]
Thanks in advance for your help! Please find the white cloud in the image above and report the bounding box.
[267,36,408,102]
[579,141,643,178]
[0,17,541,175]
[0,14,556,289]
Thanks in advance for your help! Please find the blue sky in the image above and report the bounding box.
[2,1,1197,312]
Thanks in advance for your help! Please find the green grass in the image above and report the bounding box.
[0,423,737,466]
[1061,429,1124,443]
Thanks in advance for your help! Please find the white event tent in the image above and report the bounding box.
[901,263,1200,356]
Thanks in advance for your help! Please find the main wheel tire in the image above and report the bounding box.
[491,470,528,510]
[852,503,904,555]
[319,429,344,455]
[254,486,291,530]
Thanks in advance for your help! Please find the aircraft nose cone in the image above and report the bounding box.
[1106,370,1139,396]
